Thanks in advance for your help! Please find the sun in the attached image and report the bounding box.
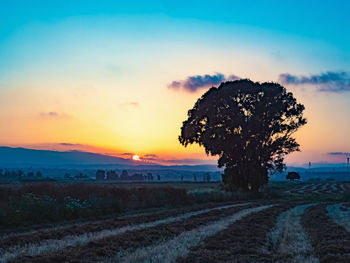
[132,155,140,161]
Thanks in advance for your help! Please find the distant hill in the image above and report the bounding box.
[0,147,134,168]
[0,147,220,171]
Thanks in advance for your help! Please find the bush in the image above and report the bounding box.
[4,193,60,226]
[0,183,194,228]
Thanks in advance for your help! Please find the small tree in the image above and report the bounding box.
[286,172,300,181]
[120,170,129,180]
[96,170,105,180]
[179,79,306,192]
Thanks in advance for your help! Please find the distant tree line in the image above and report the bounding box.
[0,169,43,179]
[64,172,89,180]
[95,170,161,181]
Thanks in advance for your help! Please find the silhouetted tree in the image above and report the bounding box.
[65,173,72,180]
[120,170,129,180]
[205,172,211,182]
[76,173,88,179]
[146,173,153,181]
[179,79,306,192]
[130,173,144,180]
[286,171,300,181]
[107,170,118,180]
[96,170,105,180]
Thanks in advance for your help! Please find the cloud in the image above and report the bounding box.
[121,152,134,157]
[279,71,350,92]
[141,154,158,161]
[121,102,140,108]
[328,152,350,156]
[39,112,70,119]
[129,102,139,107]
[143,154,157,158]
[168,73,240,92]
[59,143,82,146]
[40,112,58,118]
[164,158,217,165]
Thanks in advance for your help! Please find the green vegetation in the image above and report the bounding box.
[0,183,192,228]
[1,181,349,229]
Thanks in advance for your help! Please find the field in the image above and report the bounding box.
[1,181,350,262]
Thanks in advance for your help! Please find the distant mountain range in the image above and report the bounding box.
[0,147,134,168]
[1,146,347,173]
[0,147,220,171]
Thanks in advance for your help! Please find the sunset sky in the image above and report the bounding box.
[1,1,350,165]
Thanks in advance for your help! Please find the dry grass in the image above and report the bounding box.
[265,204,318,263]
[327,203,350,232]
[104,204,274,263]
[0,202,249,263]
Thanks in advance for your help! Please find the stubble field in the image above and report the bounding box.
[1,181,350,263]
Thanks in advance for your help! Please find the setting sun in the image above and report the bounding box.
[132,155,140,161]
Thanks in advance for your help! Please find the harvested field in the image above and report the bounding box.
[302,205,350,263]
[0,201,241,249]
[327,203,350,233]
[2,181,350,263]
[112,204,273,263]
[176,203,293,262]
[285,182,350,195]
[1,202,256,263]
[265,204,318,263]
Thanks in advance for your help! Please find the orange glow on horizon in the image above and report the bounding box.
[132,154,140,161]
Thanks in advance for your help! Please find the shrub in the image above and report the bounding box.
[0,183,195,228]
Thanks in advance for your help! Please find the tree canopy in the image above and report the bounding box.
[179,79,306,192]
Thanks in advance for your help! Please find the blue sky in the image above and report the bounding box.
[0,0,350,165]
[2,0,349,47]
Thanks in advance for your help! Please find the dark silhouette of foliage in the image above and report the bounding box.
[179,79,306,192]
[120,170,129,180]
[95,170,105,180]
[286,171,300,181]
[106,170,119,180]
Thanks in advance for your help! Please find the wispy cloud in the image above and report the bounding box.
[143,154,157,158]
[328,152,350,156]
[59,143,82,146]
[168,73,240,92]
[121,102,140,108]
[164,158,217,165]
[39,112,70,119]
[129,102,140,107]
[279,71,350,92]
[142,154,158,161]
[121,152,134,157]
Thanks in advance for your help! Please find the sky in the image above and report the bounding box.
[0,0,350,166]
